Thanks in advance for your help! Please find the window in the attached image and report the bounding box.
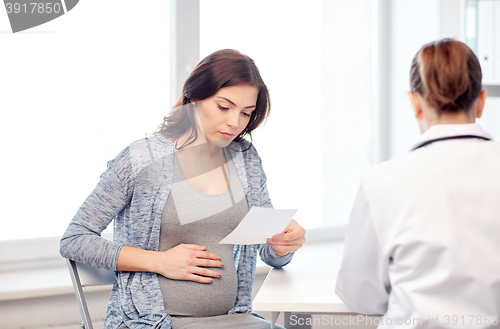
[2,0,376,241]
[0,1,170,241]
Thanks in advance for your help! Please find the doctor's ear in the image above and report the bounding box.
[408,92,423,119]
[475,90,487,119]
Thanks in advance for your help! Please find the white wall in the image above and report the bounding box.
[388,0,441,158]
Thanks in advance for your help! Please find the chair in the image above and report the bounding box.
[67,259,116,329]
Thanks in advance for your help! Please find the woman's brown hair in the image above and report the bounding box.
[410,38,482,113]
[159,49,271,150]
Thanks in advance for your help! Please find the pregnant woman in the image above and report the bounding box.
[60,49,306,329]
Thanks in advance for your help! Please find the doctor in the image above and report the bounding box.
[335,39,500,328]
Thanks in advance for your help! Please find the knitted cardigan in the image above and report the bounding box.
[60,134,293,329]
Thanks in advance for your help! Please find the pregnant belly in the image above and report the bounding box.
[159,250,238,317]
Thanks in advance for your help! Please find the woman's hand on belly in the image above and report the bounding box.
[156,244,224,283]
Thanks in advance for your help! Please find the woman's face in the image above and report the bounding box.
[194,84,258,148]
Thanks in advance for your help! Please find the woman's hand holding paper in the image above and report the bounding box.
[266,219,306,256]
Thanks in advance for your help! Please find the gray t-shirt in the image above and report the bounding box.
[158,149,248,317]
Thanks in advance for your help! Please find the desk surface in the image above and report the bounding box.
[252,243,354,314]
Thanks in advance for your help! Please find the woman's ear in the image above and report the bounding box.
[408,92,423,119]
[475,90,487,119]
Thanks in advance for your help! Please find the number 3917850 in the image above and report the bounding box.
[443,315,499,326]
[5,3,62,14]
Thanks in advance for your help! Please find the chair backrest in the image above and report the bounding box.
[66,259,115,329]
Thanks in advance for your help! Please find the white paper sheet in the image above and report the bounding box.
[219,207,298,245]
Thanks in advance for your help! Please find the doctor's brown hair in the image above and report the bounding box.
[159,49,271,150]
[410,39,482,113]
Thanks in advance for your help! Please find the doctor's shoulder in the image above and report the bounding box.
[358,151,452,208]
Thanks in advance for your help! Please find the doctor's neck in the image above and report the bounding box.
[411,90,486,134]
[417,104,477,134]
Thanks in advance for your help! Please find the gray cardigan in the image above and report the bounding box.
[60,134,293,329]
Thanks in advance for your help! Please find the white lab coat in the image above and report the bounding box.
[336,124,500,329]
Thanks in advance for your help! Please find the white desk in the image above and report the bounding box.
[252,246,356,328]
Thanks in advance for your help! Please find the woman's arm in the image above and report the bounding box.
[60,162,129,270]
[116,244,224,283]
